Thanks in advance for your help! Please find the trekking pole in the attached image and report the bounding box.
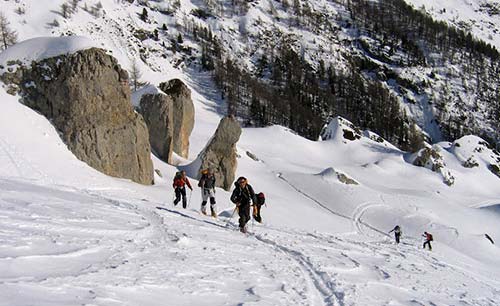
[225,206,238,227]
[188,189,193,207]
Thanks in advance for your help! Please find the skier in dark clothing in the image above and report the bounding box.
[389,225,402,244]
[423,231,433,250]
[173,171,192,208]
[230,177,256,233]
[199,169,217,217]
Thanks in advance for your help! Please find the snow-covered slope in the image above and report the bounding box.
[1,1,500,305]
[405,0,500,49]
[2,78,500,305]
[2,0,500,145]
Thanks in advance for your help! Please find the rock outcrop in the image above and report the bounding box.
[412,145,455,186]
[195,116,242,191]
[139,92,174,163]
[320,117,362,142]
[450,135,500,179]
[317,167,359,185]
[1,48,154,185]
[159,79,194,159]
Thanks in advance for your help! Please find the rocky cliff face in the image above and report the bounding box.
[196,116,241,191]
[1,48,154,185]
[139,92,174,163]
[159,79,194,159]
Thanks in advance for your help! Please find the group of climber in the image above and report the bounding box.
[174,172,496,240]
[389,226,495,250]
[172,169,265,233]
[389,225,434,250]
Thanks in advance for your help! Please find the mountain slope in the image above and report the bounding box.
[2,0,500,145]
[1,1,500,305]
[2,80,500,305]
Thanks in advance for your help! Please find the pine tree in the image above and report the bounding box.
[129,58,143,91]
[61,3,71,18]
[140,8,148,22]
[0,12,17,51]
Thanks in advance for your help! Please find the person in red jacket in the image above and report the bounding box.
[173,171,192,208]
[423,231,433,251]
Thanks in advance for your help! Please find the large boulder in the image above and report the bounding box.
[1,48,154,185]
[139,92,174,163]
[159,79,194,158]
[195,116,241,191]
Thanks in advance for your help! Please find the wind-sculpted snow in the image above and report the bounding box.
[0,36,99,71]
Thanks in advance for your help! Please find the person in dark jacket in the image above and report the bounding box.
[173,171,192,208]
[423,231,433,250]
[230,176,256,233]
[389,225,402,244]
[199,169,217,217]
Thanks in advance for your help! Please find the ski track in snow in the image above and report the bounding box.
[1,176,499,305]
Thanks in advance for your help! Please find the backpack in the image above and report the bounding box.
[257,192,265,205]
[198,174,206,187]
[174,171,182,180]
[198,169,209,187]
[429,234,433,241]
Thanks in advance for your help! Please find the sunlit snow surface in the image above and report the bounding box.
[0,0,500,304]
[1,82,500,305]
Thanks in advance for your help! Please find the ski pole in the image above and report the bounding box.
[225,206,238,227]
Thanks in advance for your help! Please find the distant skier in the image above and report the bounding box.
[230,176,256,233]
[485,233,494,244]
[389,225,402,244]
[199,169,217,217]
[252,192,266,223]
[423,231,433,251]
[172,171,192,208]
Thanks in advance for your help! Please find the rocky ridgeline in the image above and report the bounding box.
[1,48,154,185]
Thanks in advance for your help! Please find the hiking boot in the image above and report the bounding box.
[211,209,217,218]
[201,209,207,215]
[240,226,247,233]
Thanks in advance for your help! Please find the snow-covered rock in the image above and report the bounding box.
[449,135,500,178]
[320,117,363,142]
[317,167,359,185]
[410,144,455,186]
[0,36,99,72]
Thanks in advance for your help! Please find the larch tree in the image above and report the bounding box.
[0,12,17,51]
